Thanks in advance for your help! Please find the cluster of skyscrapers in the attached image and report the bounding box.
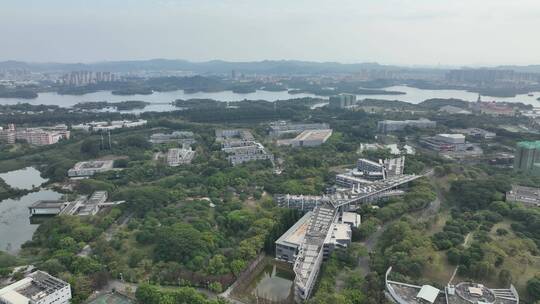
[446,68,539,84]
[328,94,357,109]
[60,71,116,86]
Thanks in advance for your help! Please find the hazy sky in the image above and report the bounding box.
[1,0,539,66]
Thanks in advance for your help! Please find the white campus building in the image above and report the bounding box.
[217,129,273,166]
[166,147,196,166]
[72,120,147,132]
[0,271,72,304]
[67,160,114,177]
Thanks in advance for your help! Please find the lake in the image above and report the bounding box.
[1,86,539,114]
[370,85,540,105]
[0,90,320,113]
[0,167,47,190]
[0,167,61,254]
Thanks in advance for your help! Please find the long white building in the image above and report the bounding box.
[277,129,333,147]
[269,121,331,137]
[275,207,360,303]
[72,120,147,132]
[377,118,436,133]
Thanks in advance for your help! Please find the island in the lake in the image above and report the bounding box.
[73,100,150,111]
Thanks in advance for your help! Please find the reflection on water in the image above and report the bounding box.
[0,167,47,190]
[0,167,59,254]
[247,263,294,303]
[0,190,62,254]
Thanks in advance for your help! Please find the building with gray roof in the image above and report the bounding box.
[385,267,519,304]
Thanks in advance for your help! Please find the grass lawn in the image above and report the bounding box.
[486,221,540,292]
[422,250,455,286]
[425,211,451,237]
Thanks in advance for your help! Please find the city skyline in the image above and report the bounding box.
[1,0,540,66]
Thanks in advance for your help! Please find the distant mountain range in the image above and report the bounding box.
[0,59,539,74]
[0,59,429,74]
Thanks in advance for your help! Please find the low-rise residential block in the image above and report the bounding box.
[0,124,70,145]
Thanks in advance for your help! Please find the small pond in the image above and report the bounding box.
[237,260,295,304]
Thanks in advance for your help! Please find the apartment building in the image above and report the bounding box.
[0,124,70,145]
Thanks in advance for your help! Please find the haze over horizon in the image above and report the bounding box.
[1,0,540,66]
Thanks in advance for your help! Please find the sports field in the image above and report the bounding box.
[87,292,134,304]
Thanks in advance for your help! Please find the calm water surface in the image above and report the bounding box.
[247,263,294,303]
[0,87,538,114]
[0,167,61,254]
[0,90,319,113]
[0,167,47,190]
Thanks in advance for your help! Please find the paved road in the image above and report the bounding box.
[77,212,133,257]
[358,221,392,274]
[448,233,472,284]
